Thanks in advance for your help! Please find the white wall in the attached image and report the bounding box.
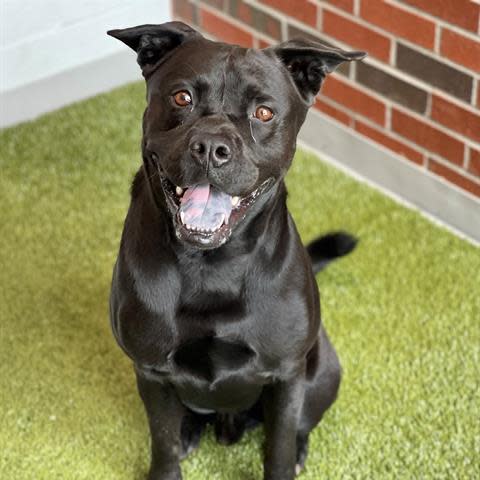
[0,0,171,127]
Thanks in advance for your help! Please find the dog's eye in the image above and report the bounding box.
[254,106,274,122]
[173,91,192,107]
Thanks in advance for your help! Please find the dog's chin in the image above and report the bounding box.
[175,216,232,250]
[159,174,274,250]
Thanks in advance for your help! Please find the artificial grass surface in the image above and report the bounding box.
[1,81,479,480]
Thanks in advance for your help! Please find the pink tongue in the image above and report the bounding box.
[179,183,232,230]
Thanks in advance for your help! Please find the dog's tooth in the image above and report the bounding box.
[176,186,184,196]
[180,212,186,224]
[231,196,240,207]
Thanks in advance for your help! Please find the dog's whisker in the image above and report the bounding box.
[249,120,257,143]
[146,168,159,182]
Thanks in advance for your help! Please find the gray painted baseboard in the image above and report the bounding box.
[0,50,141,128]
[2,50,478,244]
[298,109,480,244]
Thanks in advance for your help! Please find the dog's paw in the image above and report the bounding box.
[295,433,309,476]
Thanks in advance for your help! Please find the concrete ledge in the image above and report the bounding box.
[298,109,480,245]
[0,50,141,128]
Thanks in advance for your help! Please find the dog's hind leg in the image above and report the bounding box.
[295,326,341,474]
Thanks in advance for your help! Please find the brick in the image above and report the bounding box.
[324,0,354,13]
[400,0,479,33]
[428,159,480,197]
[229,0,282,40]
[396,43,473,103]
[287,24,350,77]
[232,0,253,25]
[360,0,435,49]
[313,97,352,125]
[200,9,254,47]
[431,95,480,143]
[356,62,428,113]
[392,109,464,165]
[201,0,225,9]
[172,0,198,25]
[258,38,273,48]
[320,75,386,125]
[322,9,391,62]
[355,120,424,164]
[260,0,317,27]
[440,28,480,73]
[469,149,480,177]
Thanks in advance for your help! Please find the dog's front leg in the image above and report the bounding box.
[136,373,185,480]
[262,376,305,480]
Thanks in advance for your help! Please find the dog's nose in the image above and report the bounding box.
[189,137,232,168]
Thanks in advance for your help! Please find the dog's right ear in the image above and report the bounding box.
[107,21,202,77]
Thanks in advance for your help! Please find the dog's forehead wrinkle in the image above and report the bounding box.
[183,61,201,78]
[221,48,237,108]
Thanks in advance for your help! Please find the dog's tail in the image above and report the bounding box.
[306,231,358,274]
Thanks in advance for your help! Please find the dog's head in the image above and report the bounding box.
[108,22,365,249]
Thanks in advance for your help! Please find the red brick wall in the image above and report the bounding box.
[172,0,480,198]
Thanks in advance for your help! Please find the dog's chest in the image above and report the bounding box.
[171,334,255,381]
[172,288,253,376]
[168,298,265,411]
[143,253,309,401]
[170,311,268,412]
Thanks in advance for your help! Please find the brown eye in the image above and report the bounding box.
[254,106,274,122]
[173,90,192,107]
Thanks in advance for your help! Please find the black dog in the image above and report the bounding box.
[108,22,365,480]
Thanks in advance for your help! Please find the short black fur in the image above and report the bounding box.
[108,21,366,480]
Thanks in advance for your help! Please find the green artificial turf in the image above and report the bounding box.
[1,82,479,480]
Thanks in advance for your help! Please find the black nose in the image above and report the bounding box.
[189,136,232,168]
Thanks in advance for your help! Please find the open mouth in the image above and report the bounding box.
[159,174,273,249]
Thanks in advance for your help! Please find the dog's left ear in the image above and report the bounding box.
[107,21,202,77]
[270,39,366,104]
